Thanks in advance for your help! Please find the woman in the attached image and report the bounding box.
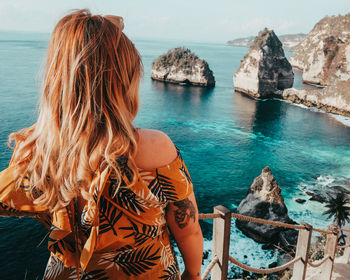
[0,9,203,280]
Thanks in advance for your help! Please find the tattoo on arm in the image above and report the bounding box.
[173,198,196,229]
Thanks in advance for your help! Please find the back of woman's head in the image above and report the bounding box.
[9,9,143,211]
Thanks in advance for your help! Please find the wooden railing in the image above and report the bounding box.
[199,205,350,280]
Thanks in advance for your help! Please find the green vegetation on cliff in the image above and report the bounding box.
[152,47,207,74]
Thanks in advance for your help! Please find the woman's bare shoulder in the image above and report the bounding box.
[134,129,177,170]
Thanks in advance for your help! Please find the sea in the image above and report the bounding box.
[1,31,350,279]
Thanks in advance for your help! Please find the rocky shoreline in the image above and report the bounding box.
[281,82,350,117]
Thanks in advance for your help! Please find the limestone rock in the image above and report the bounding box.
[282,80,350,117]
[233,28,294,98]
[151,47,215,87]
[289,14,350,86]
[236,166,298,248]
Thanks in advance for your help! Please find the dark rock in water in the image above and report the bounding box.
[262,243,274,250]
[279,229,299,251]
[151,47,215,87]
[304,184,350,204]
[202,251,209,262]
[295,198,306,204]
[309,193,326,203]
[233,28,294,98]
[268,261,278,268]
[236,166,298,250]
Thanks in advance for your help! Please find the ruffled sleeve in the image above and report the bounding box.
[0,160,48,216]
[150,149,194,203]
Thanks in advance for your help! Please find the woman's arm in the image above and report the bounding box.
[166,192,203,280]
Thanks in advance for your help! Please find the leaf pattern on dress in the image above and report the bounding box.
[115,187,146,214]
[160,241,175,269]
[159,264,180,280]
[148,170,177,203]
[80,269,109,280]
[0,201,23,215]
[99,196,123,236]
[101,244,161,276]
[43,254,65,279]
[119,219,159,246]
[116,156,134,184]
[48,236,66,255]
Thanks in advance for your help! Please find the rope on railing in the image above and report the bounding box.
[336,244,350,249]
[307,255,331,268]
[199,213,221,219]
[199,211,333,234]
[228,255,301,274]
[338,228,350,233]
[231,212,304,230]
[201,255,219,280]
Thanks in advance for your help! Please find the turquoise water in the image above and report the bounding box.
[1,31,350,279]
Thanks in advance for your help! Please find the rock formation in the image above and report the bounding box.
[151,47,215,87]
[236,166,298,249]
[281,80,350,117]
[227,33,306,52]
[289,14,350,86]
[233,28,294,98]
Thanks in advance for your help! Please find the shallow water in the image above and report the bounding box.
[1,32,350,279]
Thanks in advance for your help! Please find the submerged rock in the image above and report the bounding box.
[295,198,306,204]
[233,28,294,98]
[281,80,350,117]
[151,47,215,87]
[303,184,350,204]
[289,14,350,86]
[236,166,298,250]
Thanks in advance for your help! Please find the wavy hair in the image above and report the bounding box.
[9,9,143,212]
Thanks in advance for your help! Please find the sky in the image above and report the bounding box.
[0,0,349,43]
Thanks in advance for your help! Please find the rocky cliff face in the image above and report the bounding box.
[236,167,298,249]
[281,80,350,117]
[233,28,294,98]
[289,14,350,86]
[151,47,215,87]
[227,33,306,51]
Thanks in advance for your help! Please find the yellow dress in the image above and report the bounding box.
[0,149,193,280]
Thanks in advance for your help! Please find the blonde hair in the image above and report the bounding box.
[9,9,143,212]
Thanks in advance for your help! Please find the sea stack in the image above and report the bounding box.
[289,14,350,86]
[236,166,298,249]
[151,47,215,87]
[233,28,294,98]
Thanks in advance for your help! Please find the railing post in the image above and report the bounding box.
[212,205,231,280]
[319,225,338,280]
[292,223,312,280]
[342,232,350,264]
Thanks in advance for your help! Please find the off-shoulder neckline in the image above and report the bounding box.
[136,151,182,172]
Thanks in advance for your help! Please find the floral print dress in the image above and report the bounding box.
[0,149,194,280]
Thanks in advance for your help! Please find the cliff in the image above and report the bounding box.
[281,80,350,117]
[289,14,350,86]
[233,28,294,98]
[227,33,306,51]
[151,47,215,87]
[236,167,298,249]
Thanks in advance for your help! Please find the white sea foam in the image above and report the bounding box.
[279,98,350,127]
[330,113,350,127]
[175,226,279,278]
